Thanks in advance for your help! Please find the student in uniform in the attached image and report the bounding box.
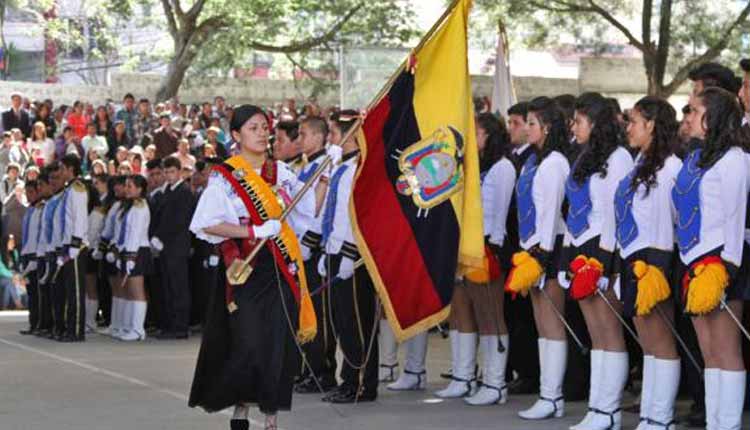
[188,104,316,430]
[293,116,339,393]
[435,112,516,406]
[563,93,634,430]
[674,86,749,430]
[99,176,127,337]
[615,96,683,430]
[45,163,66,340]
[504,96,570,420]
[18,180,42,335]
[33,169,54,337]
[115,175,151,341]
[54,154,90,342]
[85,174,109,332]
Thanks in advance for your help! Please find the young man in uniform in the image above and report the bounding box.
[18,180,42,335]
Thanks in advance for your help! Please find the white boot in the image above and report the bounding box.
[100,297,120,336]
[584,351,627,430]
[387,332,427,391]
[120,301,147,341]
[570,349,603,430]
[379,319,399,382]
[705,368,720,430]
[436,332,476,398]
[717,370,746,430]
[645,358,679,430]
[117,300,133,340]
[465,335,508,405]
[635,355,655,430]
[519,338,566,420]
[85,298,99,333]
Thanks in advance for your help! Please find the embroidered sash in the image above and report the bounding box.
[213,155,317,344]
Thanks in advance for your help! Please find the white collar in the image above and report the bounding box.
[169,179,184,190]
[513,143,530,155]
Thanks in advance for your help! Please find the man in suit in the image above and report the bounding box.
[145,158,167,334]
[3,93,31,138]
[150,156,195,339]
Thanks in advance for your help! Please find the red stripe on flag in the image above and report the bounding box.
[355,95,443,328]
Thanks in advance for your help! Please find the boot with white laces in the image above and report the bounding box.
[645,358,679,430]
[436,331,476,398]
[570,349,603,430]
[465,335,509,405]
[378,319,399,383]
[583,350,628,430]
[518,338,566,420]
[120,301,147,342]
[387,332,428,391]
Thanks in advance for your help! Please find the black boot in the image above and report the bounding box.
[230,419,249,430]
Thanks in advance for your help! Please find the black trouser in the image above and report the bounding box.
[329,255,379,397]
[299,255,337,385]
[25,270,39,330]
[505,294,540,383]
[52,257,66,336]
[190,256,217,327]
[161,255,190,334]
[146,257,162,330]
[38,259,53,331]
[63,254,87,338]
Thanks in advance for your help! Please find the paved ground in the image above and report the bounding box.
[0,311,715,430]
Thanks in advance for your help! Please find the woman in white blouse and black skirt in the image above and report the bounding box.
[616,97,683,430]
[505,97,570,420]
[188,105,317,430]
[674,87,749,430]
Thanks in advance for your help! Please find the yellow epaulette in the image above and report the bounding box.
[134,198,146,208]
[72,178,87,192]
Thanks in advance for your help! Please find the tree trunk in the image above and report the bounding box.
[156,55,192,102]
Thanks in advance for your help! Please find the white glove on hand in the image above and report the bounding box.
[339,257,355,280]
[557,271,571,289]
[317,255,327,277]
[125,260,135,275]
[91,249,103,260]
[69,247,79,260]
[327,144,343,165]
[39,265,49,283]
[105,252,116,264]
[115,258,122,271]
[25,260,38,273]
[597,276,610,292]
[150,237,164,251]
[208,255,219,267]
[56,256,65,267]
[252,219,282,239]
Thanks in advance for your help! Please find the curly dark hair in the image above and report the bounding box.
[629,96,677,195]
[571,92,624,183]
[476,112,511,173]
[696,87,749,168]
[527,96,570,165]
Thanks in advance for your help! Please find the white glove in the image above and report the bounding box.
[202,259,208,269]
[300,244,311,262]
[208,255,219,267]
[68,247,80,260]
[150,237,164,251]
[327,144,343,165]
[339,257,355,280]
[252,219,282,239]
[115,258,122,270]
[125,260,135,275]
[25,260,38,273]
[105,252,116,264]
[557,271,571,289]
[56,256,65,267]
[317,255,327,277]
[597,276,610,292]
[39,265,49,283]
[92,249,103,260]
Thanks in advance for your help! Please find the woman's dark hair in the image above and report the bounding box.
[120,175,148,218]
[527,96,570,164]
[696,86,749,167]
[231,105,266,133]
[629,96,677,195]
[571,92,624,183]
[476,112,511,172]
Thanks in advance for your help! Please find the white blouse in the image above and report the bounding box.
[520,150,570,252]
[116,201,150,253]
[482,157,516,247]
[190,160,316,245]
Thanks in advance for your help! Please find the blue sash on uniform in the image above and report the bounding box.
[58,188,70,242]
[565,169,593,239]
[298,161,320,183]
[671,149,707,255]
[516,153,538,243]
[21,207,33,250]
[320,164,349,247]
[615,169,639,249]
[117,210,130,247]
[44,195,62,244]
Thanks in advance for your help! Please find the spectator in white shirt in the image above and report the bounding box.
[28,122,55,167]
[81,122,108,159]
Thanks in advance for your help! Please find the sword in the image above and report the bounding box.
[539,286,589,355]
[596,288,642,348]
[653,304,703,376]
[719,297,750,343]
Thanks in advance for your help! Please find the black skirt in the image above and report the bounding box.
[543,235,565,280]
[84,249,98,275]
[188,246,301,415]
[673,245,749,312]
[118,247,153,277]
[618,248,674,318]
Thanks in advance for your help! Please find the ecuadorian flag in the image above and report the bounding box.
[351,0,484,341]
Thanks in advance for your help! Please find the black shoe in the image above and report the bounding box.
[19,328,36,335]
[156,331,176,340]
[507,377,539,395]
[175,331,189,339]
[230,419,249,430]
[35,329,50,337]
[295,377,336,394]
[328,387,377,404]
[59,334,85,343]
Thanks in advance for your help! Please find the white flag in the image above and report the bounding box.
[491,29,515,117]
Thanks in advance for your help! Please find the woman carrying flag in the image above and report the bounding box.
[188,105,317,430]
[505,96,570,420]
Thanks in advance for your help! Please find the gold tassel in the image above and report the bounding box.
[505,251,543,295]
[685,260,729,315]
[633,260,671,316]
